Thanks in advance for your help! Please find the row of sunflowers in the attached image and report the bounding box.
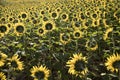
[0,0,120,80]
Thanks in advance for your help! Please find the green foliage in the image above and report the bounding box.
[0,0,120,80]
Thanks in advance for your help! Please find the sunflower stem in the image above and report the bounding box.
[7,66,11,80]
[75,39,78,53]
[119,68,120,80]
[112,30,115,53]
[84,73,87,80]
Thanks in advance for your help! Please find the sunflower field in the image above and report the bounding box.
[0,0,120,80]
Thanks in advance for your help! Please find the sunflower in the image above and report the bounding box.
[80,12,86,21]
[66,53,88,77]
[0,52,8,67]
[40,9,45,15]
[20,12,28,19]
[0,72,6,80]
[72,21,82,29]
[114,8,120,20]
[8,54,24,71]
[8,16,14,22]
[105,53,120,72]
[82,20,89,29]
[14,23,26,36]
[102,11,107,18]
[43,20,56,31]
[50,11,59,19]
[103,19,110,28]
[60,12,69,22]
[36,27,47,36]
[90,11,100,20]
[56,7,62,13]
[30,65,50,80]
[91,18,100,27]
[85,39,98,51]
[60,33,71,44]
[73,29,83,39]
[103,27,113,40]
[85,10,90,17]
[0,24,9,35]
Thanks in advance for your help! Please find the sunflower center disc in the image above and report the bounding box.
[75,22,81,27]
[62,34,69,41]
[21,13,27,18]
[113,60,120,69]
[0,26,7,33]
[11,61,18,68]
[74,60,85,72]
[39,29,44,34]
[62,14,67,19]
[35,71,45,80]
[92,13,97,18]
[16,25,24,33]
[52,12,57,18]
[75,32,80,37]
[88,40,97,48]
[45,23,53,30]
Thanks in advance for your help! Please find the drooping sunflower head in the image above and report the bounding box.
[66,53,88,77]
[113,8,120,20]
[105,53,120,72]
[14,23,26,36]
[0,72,6,80]
[91,18,100,27]
[0,52,8,67]
[8,54,24,71]
[60,33,71,44]
[103,27,113,41]
[85,39,98,51]
[30,65,50,80]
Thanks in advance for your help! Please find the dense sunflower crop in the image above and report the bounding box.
[0,0,120,80]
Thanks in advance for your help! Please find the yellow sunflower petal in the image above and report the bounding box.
[0,72,6,80]
[105,53,120,72]
[66,53,88,77]
[30,65,50,80]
